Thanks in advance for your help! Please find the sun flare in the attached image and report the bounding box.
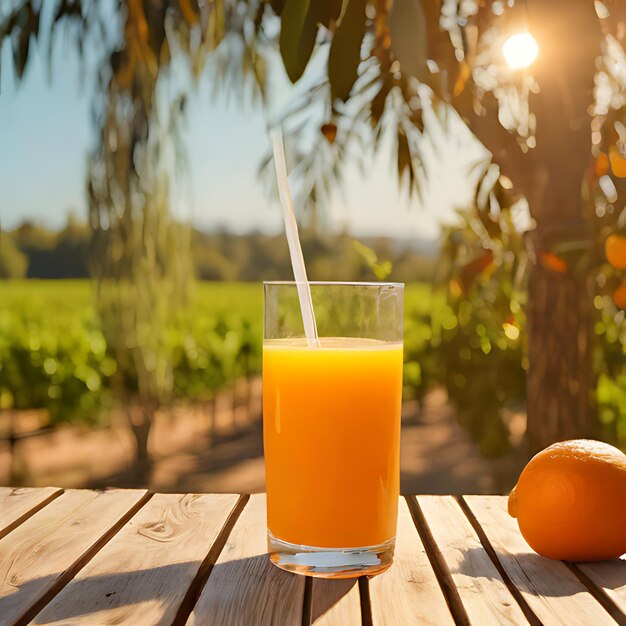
[503,32,539,69]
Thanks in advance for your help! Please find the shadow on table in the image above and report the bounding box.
[15,556,356,625]
[19,562,198,624]
[454,547,626,597]
[197,553,358,624]
[310,578,359,623]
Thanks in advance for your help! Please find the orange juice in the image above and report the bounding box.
[263,337,403,548]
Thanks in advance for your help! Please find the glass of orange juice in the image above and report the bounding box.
[263,281,403,578]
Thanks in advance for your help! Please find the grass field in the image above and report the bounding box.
[0,279,435,334]
[0,280,265,317]
[0,277,433,335]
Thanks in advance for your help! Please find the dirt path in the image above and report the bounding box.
[148,388,516,495]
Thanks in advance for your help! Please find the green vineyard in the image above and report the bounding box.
[0,281,264,425]
[1,280,624,457]
[0,281,439,422]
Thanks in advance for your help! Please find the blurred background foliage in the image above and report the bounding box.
[2,0,626,480]
[3,227,626,461]
[0,281,262,423]
[0,219,438,282]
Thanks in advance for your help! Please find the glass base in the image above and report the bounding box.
[268,531,395,578]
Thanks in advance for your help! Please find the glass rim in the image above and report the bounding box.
[263,280,404,288]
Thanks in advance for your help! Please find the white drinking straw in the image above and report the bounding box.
[271,130,320,348]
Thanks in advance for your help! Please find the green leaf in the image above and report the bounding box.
[460,251,494,293]
[388,0,428,80]
[397,128,411,182]
[353,240,377,266]
[335,0,351,24]
[312,0,343,27]
[146,3,168,61]
[268,0,287,16]
[328,0,366,102]
[371,79,393,129]
[353,240,393,280]
[14,27,31,80]
[280,0,318,83]
[373,260,393,281]
[11,4,38,81]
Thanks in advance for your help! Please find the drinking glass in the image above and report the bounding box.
[263,281,404,578]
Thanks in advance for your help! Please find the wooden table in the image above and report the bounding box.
[0,489,624,625]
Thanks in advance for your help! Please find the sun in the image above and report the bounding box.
[502,32,539,70]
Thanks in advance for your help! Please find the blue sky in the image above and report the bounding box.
[0,22,483,239]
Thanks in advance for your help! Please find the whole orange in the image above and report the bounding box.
[614,282,626,309]
[610,146,626,178]
[508,439,626,561]
[540,251,567,274]
[595,152,609,178]
[605,234,626,269]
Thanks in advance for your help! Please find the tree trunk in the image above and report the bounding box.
[471,0,603,453]
[129,403,154,484]
[521,0,603,452]
[526,263,595,452]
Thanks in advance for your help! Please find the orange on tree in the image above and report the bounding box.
[614,282,626,309]
[540,251,567,273]
[605,234,626,269]
[459,250,494,293]
[609,146,626,178]
[321,123,338,144]
[595,152,609,178]
[508,440,626,562]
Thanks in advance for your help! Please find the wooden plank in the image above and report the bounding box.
[368,498,454,626]
[187,494,305,626]
[463,496,616,626]
[417,495,531,625]
[0,488,148,625]
[575,558,626,623]
[0,487,63,539]
[32,493,241,626]
[309,578,361,626]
